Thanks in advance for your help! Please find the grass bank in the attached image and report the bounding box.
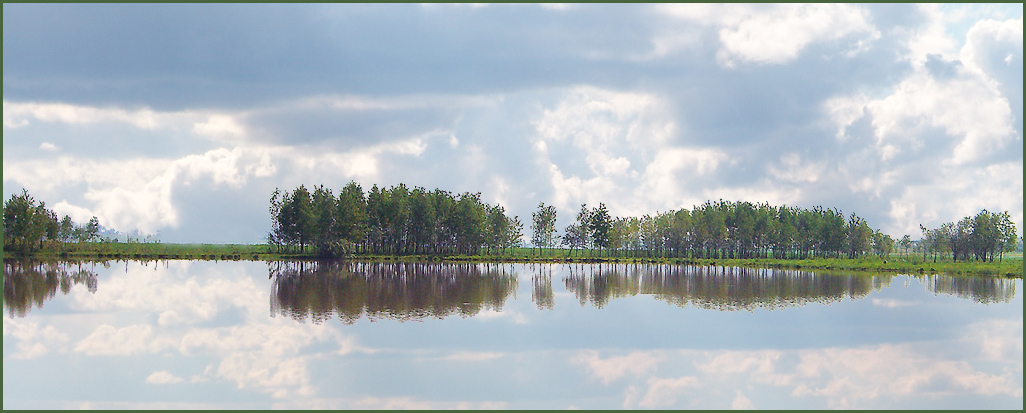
[7,243,1021,278]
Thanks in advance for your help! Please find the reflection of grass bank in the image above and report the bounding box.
[18,243,1022,277]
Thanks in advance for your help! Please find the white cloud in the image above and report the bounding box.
[906,4,964,68]
[533,86,718,217]
[960,17,1023,77]
[278,396,507,410]
[146,370,185,385]
[192,114,247,140]
[768,153,823,183]
[871,298,917,308]
[1,100,191,130]
[474,308,529,325]
[574,350,665,385]
[731,391,754,409]
[693,343,1022,409]
[636,375,700,408]
[963,318,1023,364]
[3,145,278,234]
[438,351,506,362]
[74,324,164,356]
[2,317,69,359]
[39,142,59,152]
[656,4,878,66]
[828,69,1014,164]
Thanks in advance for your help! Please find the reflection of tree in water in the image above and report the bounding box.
[563,264,895,311]
[269,261,518,324]
[4,260,99,318]
[531,264,555,310]
[919,274,1016,304]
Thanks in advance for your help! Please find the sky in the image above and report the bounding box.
[3,3,1023,244]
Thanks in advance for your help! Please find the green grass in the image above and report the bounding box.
[7,243,1021,278]
[11,242,272,261]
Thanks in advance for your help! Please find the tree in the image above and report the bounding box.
[4,189,58,253]
[844,213,872,259]
[504,215,524,253]
[871,230,893,257]
[531,202,558,255]
[589,203,612,255]
[83,216,101,242]
[268,188,285,252]
[279,185,314,253]
[58,215,75,242]
[337,181,367,253]
[995,211,1017,262]
[484,204,509,254]
[562,204,590,257]
[311,185,342,257]
[899,235,912,259]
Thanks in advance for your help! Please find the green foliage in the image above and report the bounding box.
[4,189,104,254]
[269,183,523,258]
[531,202,558,251]
[920,209,1019,263]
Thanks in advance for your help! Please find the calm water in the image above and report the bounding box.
[3,259,1022,409]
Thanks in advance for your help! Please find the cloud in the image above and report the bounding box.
[871,298,918,308]
[656,4,878,66]
[572,331,1022,409]
[731,391,754,409]
[74,324,163,356]
[2,317,69,359]
[277,396,508,410]
[636,375,700,408]
[438,351,506,362]
[61,261,374,398]
[574,350,665,385]
[1,100,168,129]
[146,370,185,385]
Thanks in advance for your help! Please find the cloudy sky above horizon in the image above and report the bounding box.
[3,3,1022,243]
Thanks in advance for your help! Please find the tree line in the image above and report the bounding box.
[268,182,523,256]
[269,182,1018,262]
[3,189,102,254]
[909,210,1017,262]
[533,200,894,259]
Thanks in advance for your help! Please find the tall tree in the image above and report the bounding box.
[531,202,558,255]
[589,203,612,255]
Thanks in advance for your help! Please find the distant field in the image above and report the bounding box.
[6,243,1021,278]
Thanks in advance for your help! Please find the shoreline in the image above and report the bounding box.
[5,243,1022,278]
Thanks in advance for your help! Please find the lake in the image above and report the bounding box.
[3,259,1022,409]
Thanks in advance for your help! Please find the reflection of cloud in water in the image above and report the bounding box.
[268,261,518,323]
[9,260,372,400]
[3,317,69,359]
[562,264,893,310]
[574,350,664,385]
[871,298,918,308]
[578,324,1023,409]
[274,396,508,410]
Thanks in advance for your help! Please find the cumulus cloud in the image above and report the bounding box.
[146,370,185,385]
[656,4,878,66]
[574,350,665,385]
[74,324,164,356]
[2,318,70,359]
[581,336,1022,410]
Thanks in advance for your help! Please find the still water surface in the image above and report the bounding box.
[3,260,1022,409]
